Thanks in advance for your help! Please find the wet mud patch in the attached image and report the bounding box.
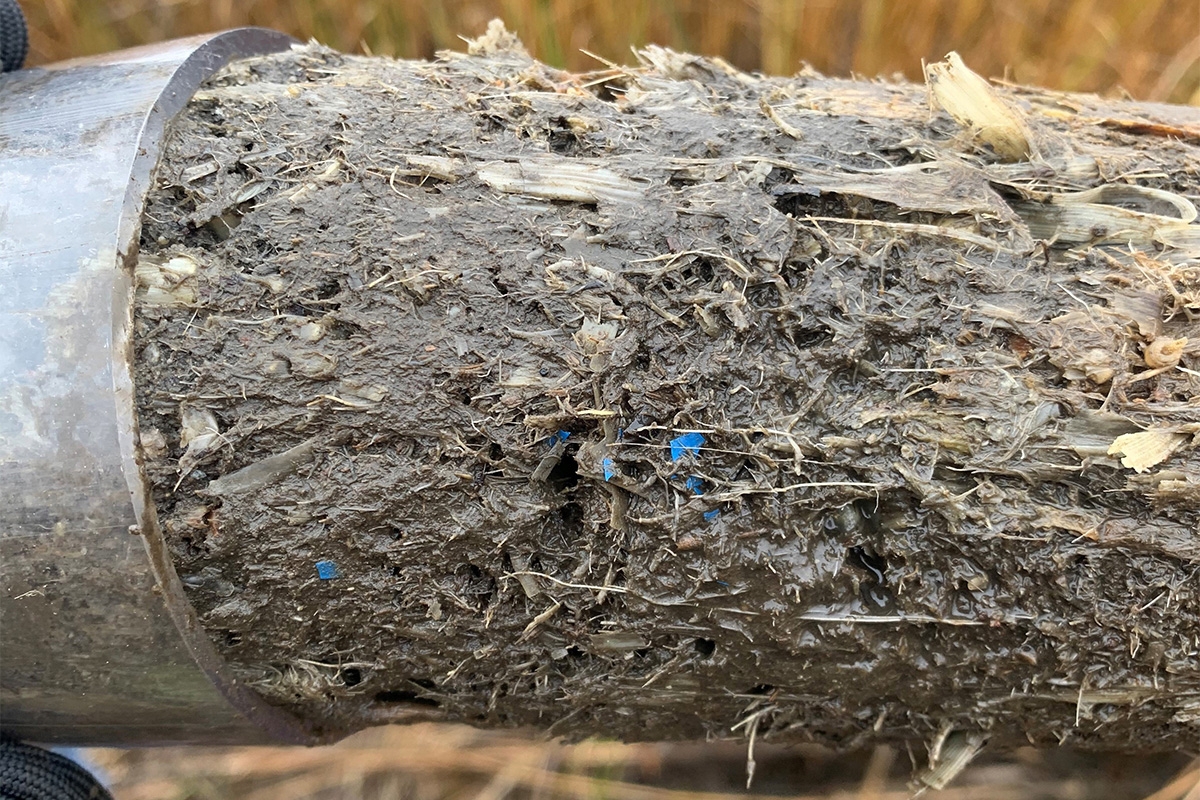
[134,32,1200,750]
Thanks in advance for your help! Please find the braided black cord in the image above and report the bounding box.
[0,740,113,800]
[1,0,28,72]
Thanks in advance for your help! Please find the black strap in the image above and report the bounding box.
[1,0,28,73]
[0,739,113,800]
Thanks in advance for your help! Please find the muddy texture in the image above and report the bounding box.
[134,30,1200,751]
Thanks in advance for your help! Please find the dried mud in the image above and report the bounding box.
[134,31,1200,750]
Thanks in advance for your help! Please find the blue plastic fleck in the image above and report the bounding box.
[670,432,705,460]
[602,457,616,481]
[315,560,339,580]
[549,430,571,447]
[684,475,704,495]
[704,509,721,521]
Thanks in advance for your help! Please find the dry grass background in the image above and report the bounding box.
[24,0,1200,103]
[86,724,1198,799]
[23,0,1196,796]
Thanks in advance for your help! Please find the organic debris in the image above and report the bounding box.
[924,51,1037,161]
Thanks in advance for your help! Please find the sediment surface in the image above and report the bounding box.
[134,29,1200,749]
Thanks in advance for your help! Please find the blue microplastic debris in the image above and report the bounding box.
[704,509,721,521]
[670,432,706,460]
[602,457,616,481]
[315,560,340,580]
[549,430,571,447]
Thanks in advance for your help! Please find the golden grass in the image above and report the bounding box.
[87,723,1200,800]
[24,0,1200,103]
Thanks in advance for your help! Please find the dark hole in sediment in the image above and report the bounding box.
[847,545,888,584]
[548,449,580,492]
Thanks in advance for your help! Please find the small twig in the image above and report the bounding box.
[759,95,805,140]
[519,601,562,642]
[797,613,989,626]
[804,215,1007,251]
